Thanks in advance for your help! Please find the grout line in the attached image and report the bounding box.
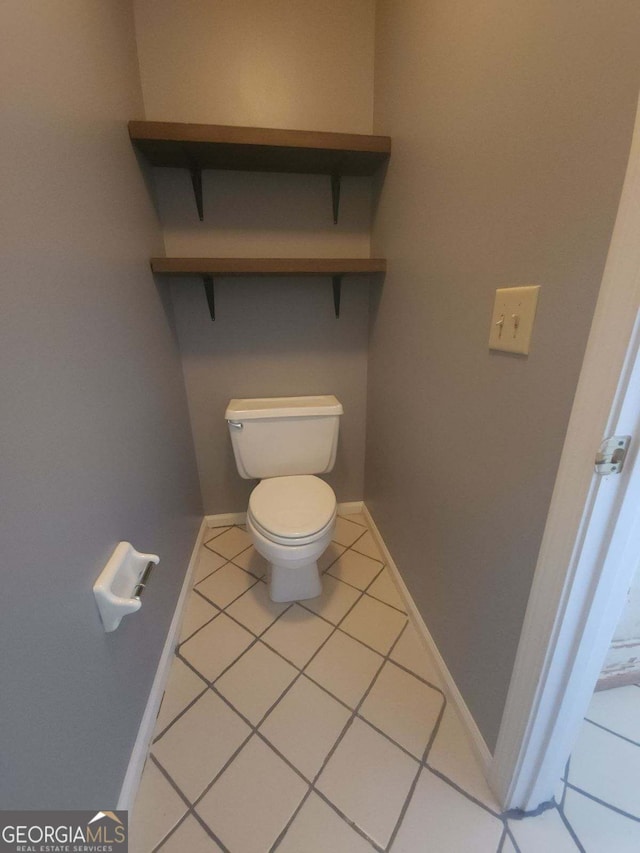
[152,684,209,744]
[554,800,586,853]
[194,575,262,614]
[311,787,385,852]
[564,782,640,823]
[424,765,503,820]
[562,756,571,797]
[421,692,448,764]
[149,807,191,853]
[584,716,640,747]
[385,694,448,851]
[202,525,232,542]
[176,596,221,646]
[267,788,315,853]
[337,512,369,529]
[504,824,522,853]
[384,656,447,697]
[147,754,231,853]
[496,826,508,853]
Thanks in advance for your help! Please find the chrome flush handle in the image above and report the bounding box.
[227,420,244,430]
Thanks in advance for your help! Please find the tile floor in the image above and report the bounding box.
[131,514,640,852]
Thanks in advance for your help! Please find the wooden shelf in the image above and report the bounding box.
[129,121,390,175]
[150,257,386,276]
[129,121,391,222]
[150,257,386,320]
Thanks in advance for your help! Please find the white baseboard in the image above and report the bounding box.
[117,517,207,811]
[206,501,364,530]
[336,501,364,516]
[362,505,492,774]
[206,512,247,527]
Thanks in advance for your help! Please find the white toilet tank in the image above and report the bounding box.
[225,395,343,480]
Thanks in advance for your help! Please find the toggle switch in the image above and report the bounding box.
[489,286,540,355]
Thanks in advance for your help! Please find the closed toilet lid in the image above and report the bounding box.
[249,475,336,539]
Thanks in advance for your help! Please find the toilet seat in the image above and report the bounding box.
[248,475,336,546]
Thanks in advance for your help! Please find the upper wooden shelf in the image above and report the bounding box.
[150,257,386,276]
[129,121,391,177]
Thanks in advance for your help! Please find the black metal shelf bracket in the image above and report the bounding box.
[191,166,204,221]
[203,275,216,320]
[332,276,342,318]
[331,174,341,224]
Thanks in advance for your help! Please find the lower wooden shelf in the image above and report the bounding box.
[150,257,386,320]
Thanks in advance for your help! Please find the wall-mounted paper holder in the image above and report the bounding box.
[93,542,160,633]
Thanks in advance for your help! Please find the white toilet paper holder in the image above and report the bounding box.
[93,541,159,632]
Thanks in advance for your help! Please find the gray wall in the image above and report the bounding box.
[134,0,377,513]
[0,1,202,808]
[159,170,372,513]
[368,0,640,750]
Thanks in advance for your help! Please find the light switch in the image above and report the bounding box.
[489,285,540,355]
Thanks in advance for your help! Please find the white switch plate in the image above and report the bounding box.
[489,285,540,355]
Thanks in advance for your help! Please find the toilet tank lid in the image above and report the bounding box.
[226,395,343,421]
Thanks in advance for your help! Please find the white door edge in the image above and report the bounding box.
[490,93,640,811]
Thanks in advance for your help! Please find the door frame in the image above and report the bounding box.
[489,93,640,811]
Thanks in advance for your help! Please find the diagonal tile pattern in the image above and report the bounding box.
[132,516,638,852]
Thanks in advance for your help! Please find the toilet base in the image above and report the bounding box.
[269,560,322,603]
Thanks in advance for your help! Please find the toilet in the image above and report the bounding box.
[225,395,343,602]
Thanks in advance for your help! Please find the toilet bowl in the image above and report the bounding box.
[247,475,336,602]
[225,395,343,603]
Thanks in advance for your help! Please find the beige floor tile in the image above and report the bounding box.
[340,595,407,655]
[154,657,207,735]
[317,717,418,847]
[179,592,218,642]
[327,549,383,590]
[333,516,368,547]
[390,770,503,852]
[338,511,369,528]
[202,526,230,546]
[205,526,252,559]
[427,705,499,812]
[158,816,223,852]
[508,808,579,853]
[260,675,351,780]
[306,630,383,708]
[215,642,298,724]
[196,562,257,608]
[193,549,227,585]
[278,792,375,853]
[351,530,383,561]
[261,604,333,668]
[563,787,640,853]
[152,690,250,802]
[318,541,347,572]
[225,582,290,634]
[130,759,187,853]
[367,569,406,612]
[360,661,443,758]
[180,614,254,681]
[301,574,361,625]
[196,736,307,853]
[390,623,443,686]
[568,719,640,817]
[232,544,268,578]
